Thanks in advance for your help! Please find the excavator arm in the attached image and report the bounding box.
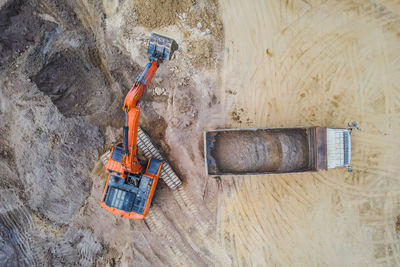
[120,33,178,174]
[122,59,161,173]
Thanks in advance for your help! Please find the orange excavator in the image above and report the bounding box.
[101,34,181,219]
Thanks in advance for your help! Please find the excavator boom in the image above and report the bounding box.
[121,60,160,173]
[100,34,181,219]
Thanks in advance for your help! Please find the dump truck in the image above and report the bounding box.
[204,126,353,176]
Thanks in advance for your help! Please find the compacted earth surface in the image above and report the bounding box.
[1,0,400,266]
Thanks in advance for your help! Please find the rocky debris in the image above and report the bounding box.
[133,0,190,28]
[153,86,167,96]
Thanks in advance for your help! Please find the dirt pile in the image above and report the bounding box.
[31,49,111,117]
[0,0,107,264]
[0,0,225,266]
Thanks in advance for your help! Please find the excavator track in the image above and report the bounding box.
[137,127,182,189]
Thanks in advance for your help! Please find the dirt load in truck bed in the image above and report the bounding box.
[207,128,310,175]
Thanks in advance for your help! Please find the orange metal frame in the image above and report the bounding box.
[100,58,163,218]
[122,59,160,173]
[100,157,162,219]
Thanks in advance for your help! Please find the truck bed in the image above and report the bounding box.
[204,127,329,176]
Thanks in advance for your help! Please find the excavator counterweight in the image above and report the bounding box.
[100,34,182,219]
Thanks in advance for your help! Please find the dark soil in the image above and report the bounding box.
[0,0,43,66]
[31,49,112,118]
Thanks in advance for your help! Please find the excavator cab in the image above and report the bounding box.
[101,144,163,219]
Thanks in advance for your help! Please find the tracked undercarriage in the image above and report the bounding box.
[137,127,182,189]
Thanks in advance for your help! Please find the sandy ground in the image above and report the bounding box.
[0,0,399,266]
[217,0,400,265]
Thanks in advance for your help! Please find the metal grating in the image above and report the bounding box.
[327,129,351,168]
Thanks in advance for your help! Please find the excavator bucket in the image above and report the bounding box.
[147,33,178,61]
